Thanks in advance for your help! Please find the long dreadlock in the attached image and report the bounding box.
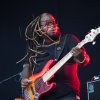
[25,13,60,48]
[16,13,60,69]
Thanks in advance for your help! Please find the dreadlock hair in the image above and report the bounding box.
[25,13,60,48]
[25,15,42,47]
[16,13,60,67]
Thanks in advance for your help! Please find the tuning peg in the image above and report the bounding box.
[92,41,96,45]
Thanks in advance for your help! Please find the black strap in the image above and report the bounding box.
[54,34,67,61]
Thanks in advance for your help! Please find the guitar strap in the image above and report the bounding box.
[54,34,67,61]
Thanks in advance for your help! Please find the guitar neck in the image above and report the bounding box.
[42,39,87,82]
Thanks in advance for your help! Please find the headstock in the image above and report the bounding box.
[85,27,100,43]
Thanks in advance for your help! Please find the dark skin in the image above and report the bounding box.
[21,13,89,88]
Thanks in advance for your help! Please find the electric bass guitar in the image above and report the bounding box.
[23,27,100,100]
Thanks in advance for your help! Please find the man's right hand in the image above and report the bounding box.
[21,78,32,88]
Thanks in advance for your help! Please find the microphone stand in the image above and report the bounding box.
[0,72,24,99]
[0,72,22,84]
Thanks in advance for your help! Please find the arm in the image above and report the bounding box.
[72,47,90,66]
[21,64,32,88]
[21,40,34,87]
[22,64,30,78]
[67,34,90,66]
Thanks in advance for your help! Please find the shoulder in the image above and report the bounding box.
[66,34,80,43]
[61,33,81,43]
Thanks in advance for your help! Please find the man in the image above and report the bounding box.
[20,13,90,100]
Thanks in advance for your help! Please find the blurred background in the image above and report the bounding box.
[0,0,100,100]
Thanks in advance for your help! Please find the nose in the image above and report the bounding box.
[48,24,58,29]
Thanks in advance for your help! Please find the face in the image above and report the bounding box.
[40,13,60,40]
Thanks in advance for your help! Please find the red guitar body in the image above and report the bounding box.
[23,59,56,100]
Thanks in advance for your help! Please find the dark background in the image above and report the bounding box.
[0,0,100,100]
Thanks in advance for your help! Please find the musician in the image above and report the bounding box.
[20,13,90,100]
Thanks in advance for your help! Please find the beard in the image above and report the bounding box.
[47,29,60,41]
[48,33,59,40]
[39,27,60,42]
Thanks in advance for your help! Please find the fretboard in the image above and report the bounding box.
[42,39,87,82]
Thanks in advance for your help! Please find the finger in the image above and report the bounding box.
[21,80,32,86]
[24,79,32,83]
[21,82,29,88]
[21,85,27,88]
[21,82,29,86]
[27,80,32,83]
[73,48,82,54]
[72,48,77,55]
[73,48,79,52]
[21,79,31,83]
